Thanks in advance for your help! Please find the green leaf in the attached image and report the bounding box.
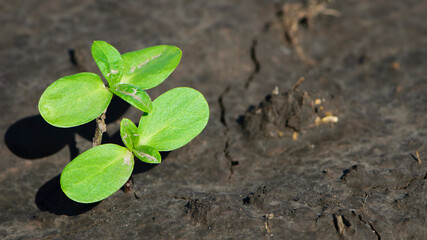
[132,145,161,164]
[60,144,134,203]
[109,83,153,113]
[120,118,139,151]
[38,72,113,128]
[120,45,182,90]
[91,41,124,87]
[137,87,209,151]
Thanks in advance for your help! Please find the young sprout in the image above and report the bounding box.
[38,41,209,203]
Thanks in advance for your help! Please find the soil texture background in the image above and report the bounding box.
[1,0,426,239]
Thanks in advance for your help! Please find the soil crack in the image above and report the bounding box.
[358,214,381,240]
[394,175,425,190]
[217,86,236,182]
[244,39,261,89]
[225,138,235,182]
[218,86,231,128]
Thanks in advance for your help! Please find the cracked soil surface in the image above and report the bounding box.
[1,0,426,239]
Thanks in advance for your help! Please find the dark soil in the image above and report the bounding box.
[1,0,426,239]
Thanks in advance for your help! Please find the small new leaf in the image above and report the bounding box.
[133,145,161,164]
[60,144,134,203]
[137,87,209,151]
[120,45,182,90]
[38,72,113,128]
[91,41,124,87]
[109,83,153,113]
[120,118,138,151]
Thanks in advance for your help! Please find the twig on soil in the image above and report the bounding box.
[334,215,346,236]
[264,213,274,237]
[292,77,305,91]
[416,150,421,165]
[410,151,422,165]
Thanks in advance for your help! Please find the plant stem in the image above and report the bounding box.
[92,110,134,192]
[123,176,133,192]
[92,110,107,147]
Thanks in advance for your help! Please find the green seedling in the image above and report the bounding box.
[38,41,209,203]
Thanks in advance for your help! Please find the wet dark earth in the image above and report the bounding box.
[1,0,426,239]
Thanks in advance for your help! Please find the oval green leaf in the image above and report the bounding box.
[120,45,182,90]
[91,41,124,87]
[133,145,161,164]
[109,83,153,113]
[120,118,139,151]
[39,72,113,128]
[60,144,134,203]
[137,87,209,151]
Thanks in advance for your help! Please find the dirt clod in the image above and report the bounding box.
[185,198,212,225]
[242,185,268,208]
[242,84,314,138]
[242,81,339,140]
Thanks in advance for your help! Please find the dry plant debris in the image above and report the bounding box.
[280,0,340,65]
[416,150,421,165]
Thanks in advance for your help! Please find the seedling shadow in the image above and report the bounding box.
[35,175,99,216]
[4,96,167,215]
[5,96,129,160]
[5,115,78,159]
